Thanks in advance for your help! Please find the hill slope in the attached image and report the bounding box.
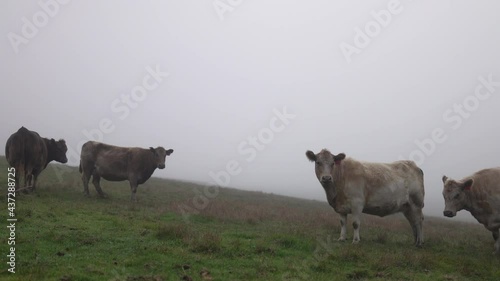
[0,157,498,281]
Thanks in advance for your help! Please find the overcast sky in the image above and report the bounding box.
[2,0,500,220]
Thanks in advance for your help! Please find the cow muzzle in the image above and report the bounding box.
[320,175,332,184]
[443,210,455,218]
[158,164,166,169]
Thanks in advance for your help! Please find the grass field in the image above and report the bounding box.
[1,157,499,281]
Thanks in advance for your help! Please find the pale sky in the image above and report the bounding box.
[2,0,500,220]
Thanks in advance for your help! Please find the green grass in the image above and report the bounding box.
[0,156,499,281]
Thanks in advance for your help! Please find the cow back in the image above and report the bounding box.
[468,168,500,210]
[336,158,424,216]
[5,127,47,172]
[80,141,159,183]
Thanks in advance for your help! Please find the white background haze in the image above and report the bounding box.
[2,0,500,221]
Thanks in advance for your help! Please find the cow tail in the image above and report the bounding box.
[19,134,27,188]
[79,162,82,173]
[20,133,26,175]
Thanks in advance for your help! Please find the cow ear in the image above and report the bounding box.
[334,153,346,164]
[166,149,174,156]
[442,175,448,183]
[51,138,56,145]
[306,150,316,162]
[462,179,474,191]
[149,147,155,153]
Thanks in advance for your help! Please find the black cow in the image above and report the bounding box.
[5,127,68,191]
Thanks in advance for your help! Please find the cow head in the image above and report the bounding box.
[442,175,473,217]
[306,149,346,187]
[48,139,68,163]
[149,147,174,169]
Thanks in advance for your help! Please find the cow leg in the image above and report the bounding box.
[352,216,361,244]
[417,209,424,245]
[32,173,39,192]
[15,173,20,192]
[493,230,500,255]
[30,169,41,192]
[26,173,33,192]
[25,174,31,188]
[13,166,21,192]
[23,170,30,190]
[14,166,27,194]
[81,164,93,196]
[81,172,91,196]
[403,207,424,247]
[129,180,138,202]
[351,207,362,244]
[338,214,347,241]
[91,174,107,198]
[403,211,418,245]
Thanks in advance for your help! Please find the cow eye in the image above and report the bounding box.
[453,194,460,200]
[316,161,322,166]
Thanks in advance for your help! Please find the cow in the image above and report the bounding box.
[306,149,425,246]
[442,168,500,254]
[5,126,68,191]
[79,141,174,201]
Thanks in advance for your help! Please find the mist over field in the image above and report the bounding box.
[2,0,500,221]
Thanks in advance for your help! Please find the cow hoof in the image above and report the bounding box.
[352,240,360,244]
[338,237,346,242]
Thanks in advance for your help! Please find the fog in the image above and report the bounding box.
[2,1,500,221]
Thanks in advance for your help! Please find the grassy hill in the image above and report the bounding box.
[0,156,499,281]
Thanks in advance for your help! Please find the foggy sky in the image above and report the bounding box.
[2,0,500,221]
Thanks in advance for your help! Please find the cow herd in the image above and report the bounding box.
[306,149,500,254]
[4,126,500,254]
[5,127,174,201]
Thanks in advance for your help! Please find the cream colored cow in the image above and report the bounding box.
[442,168,500,254]
[306,149,425,246]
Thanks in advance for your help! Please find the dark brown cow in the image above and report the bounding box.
[79,141,174,201]
[5,126,68,191]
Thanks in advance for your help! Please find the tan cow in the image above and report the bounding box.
[79,141,174,201]
[306,149,425,246]
[442,168,500,254]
